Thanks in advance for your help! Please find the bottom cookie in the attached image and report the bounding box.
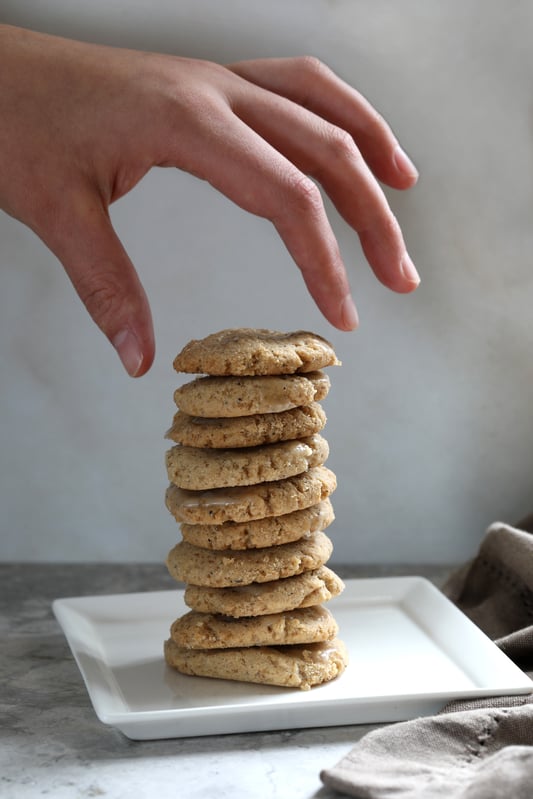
[164,637,348,690]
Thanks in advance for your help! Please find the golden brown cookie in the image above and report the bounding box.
[170,605,338,649]
[165,434,329,491]
[166,530,333,588]
[173,328,340,376]
[173,371,330,418]
[180,499,334,550]
[184,565,345,617]
[165,403,327,449]
[164,637,348,690]
[165,465,337,525]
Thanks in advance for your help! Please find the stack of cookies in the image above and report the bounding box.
[163,329,348,690]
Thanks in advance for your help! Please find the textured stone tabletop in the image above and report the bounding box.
[1,563,454,799]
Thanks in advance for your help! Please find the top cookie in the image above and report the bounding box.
[173,329,340,376]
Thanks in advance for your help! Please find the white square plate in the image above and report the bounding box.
[53,577,532,740]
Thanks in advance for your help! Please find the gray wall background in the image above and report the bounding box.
[2,1,532,564]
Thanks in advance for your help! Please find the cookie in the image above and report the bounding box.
[173,328,340,376]
[166,530,333,587]
[184,565,345,617]
[180,499,334,550]
[165,465,337,525]
[173,371,330,418]
[164,637,348,690]
[165,403,327,449]
[170,605,338,649]
[165,434,329,491]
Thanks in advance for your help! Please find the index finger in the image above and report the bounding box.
[162,99,358,331]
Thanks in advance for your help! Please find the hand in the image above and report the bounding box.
[0,24,419,377]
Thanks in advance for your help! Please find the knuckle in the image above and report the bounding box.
[363,106,391,140]
[371,109,387,130]
[77,271,125,329]
[326,126,360,164]
[383,210,401,236]
[287,56,333,105]
[295,55,330,81]
[285,172,323,216]
[374,211,402,243]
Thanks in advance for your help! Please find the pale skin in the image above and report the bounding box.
[0,24,419,377]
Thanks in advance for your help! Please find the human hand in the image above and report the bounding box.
[0,25,419,377]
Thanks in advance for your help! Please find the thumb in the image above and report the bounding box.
[48,197,155,377]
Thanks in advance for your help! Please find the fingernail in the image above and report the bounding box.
[401,253,420,286]
[112,328,143,377]
[393,146,419,180]
[341,295,359,330]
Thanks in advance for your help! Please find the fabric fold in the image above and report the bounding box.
[321,520,533,798]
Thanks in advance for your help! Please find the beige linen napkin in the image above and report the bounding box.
[320,520,533,798]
